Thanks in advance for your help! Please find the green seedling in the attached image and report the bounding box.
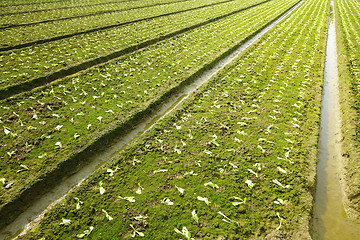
[17,164,29,173]
[60,218,71,226]
[272,179,290,188]
[7,151,15,157]
[184,171,197,176]
[218,211,237,225]
[118,196,136,203]
[175,185,185,195]
[136,183,144,194]
[161,198,173,205]
[174,226,192,240]
[274,198,286,205]
[247,169,258,177]
[232,196,246,206]
[130,224,144,237]
[197,196,210,206]
[245,180,254,189]
[55,142,62,149]
[74,197,83,210]
[134,215,148,221]
[99,181,105,195]
[204,182,219,189]
[102,209,113,221]
[277,166,287,174]
[76,226,93,238]
[106,168,115,177]
[276,212,283,230]
[192,210,199,224]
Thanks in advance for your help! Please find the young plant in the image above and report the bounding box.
[118,196,136,203]
[174,226,193,240]
[130,224,145,237]
[99,181,105,195]
[76,226,94,239]
[102,209,113,221]
[197,196,211,206]
[192,210,199,224]
[161,198,174,205]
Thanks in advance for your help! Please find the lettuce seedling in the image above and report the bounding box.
[118,196,136,203]
[218,211,237,225]
[55,142,62,149]
[277,166,287,174]
[161,198,174,205]
[17,164,29,173]
[204,182,219,189]
[197,196,210,206]
[247,169,258,177]
[99,181,105,195]
[232,196,246,206]
[272,179,290,188]
[130,224,144,237]
[74,197,83,210]
[174,226,192,240]
[136,183,144,194]
[245,180,254,189]
[134,215,148,221]
[102,209,113,221]
[60,218,71,226]
[76,226,94,239]
[175,185,185,195]
[192,210,199,224]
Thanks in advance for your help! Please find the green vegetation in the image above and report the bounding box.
[15,0,329,238]
[0,0,266,89]
[0,0,237,47]
[336,0,360,220]
[0,0,299,224]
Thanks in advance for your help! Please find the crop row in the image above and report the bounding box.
[0,0,234,48]
[0,0,134,13]
[0,0,185,28]
[336,0,360,219]
[16,0,329,238]
[0,0,266,92]
[0,0,299,228]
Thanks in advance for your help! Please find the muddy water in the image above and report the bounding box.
[0,2,303,239]
[313,1,360,239]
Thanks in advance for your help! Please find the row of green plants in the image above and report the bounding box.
[0,0,231,47]
[0,0,265,90]
[17,0,329,238]
[0,0,299,223]
[0,0,184,27]
[0,0,137,13]
[336,0,360,220]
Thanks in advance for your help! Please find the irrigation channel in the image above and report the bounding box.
[0,2,304,239]
[312,1,360,239]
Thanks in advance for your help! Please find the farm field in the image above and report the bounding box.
[0,0,300,229]
[1,0,360,239]
[336,0,360,221]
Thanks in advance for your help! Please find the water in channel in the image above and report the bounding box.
[313,1,360,239]
[0,1,303,239]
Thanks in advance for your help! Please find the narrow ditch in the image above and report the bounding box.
[0,0,192,30]
[312,1,360,239]
[0,2,303,239]
[0,0,237,52]
[0,0,273,100]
